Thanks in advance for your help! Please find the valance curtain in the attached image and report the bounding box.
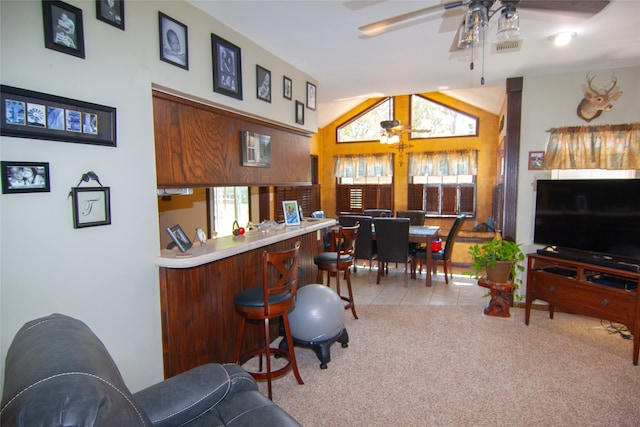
[544,123,640,170]
[333,154,393,178]
[408,150,478,177]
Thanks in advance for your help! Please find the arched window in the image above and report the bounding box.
[411,95,477,138]
[337,97,393,143]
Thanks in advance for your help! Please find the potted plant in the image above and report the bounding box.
[466,237,525,293]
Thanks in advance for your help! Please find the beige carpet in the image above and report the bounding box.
[250,305,640,426]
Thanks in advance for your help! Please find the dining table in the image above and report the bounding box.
[369,224,440,287]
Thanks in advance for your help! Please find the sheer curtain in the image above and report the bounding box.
[544,123,640,170]
[333,154,393,178]
[408,150,478,177]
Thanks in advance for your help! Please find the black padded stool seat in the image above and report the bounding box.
[233,242,304,400]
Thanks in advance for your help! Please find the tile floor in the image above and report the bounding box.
[330,261,488,308]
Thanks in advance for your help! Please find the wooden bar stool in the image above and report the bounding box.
[313,224,359,319]
[233,241,304,400]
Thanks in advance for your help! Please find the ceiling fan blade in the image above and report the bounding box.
[516,0,610,15]
[359,0,470,35]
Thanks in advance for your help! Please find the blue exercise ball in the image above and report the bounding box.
[289,284,345,342]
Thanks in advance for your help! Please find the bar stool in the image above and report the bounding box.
[313,224,359,319]
[233,241,304,400]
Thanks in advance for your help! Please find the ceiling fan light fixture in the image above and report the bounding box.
[496,5,520,41]
[458,19,480,49]
[465,2,489,33]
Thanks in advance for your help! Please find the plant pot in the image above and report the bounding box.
[486,261,513,283]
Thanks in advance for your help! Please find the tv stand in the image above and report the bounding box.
[525,253,640,365]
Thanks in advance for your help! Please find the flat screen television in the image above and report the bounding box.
[534,179,640,262]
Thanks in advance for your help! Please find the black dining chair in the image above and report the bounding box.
[363,209,393,218]
[396,210,426,226]
[373,217,414,286]
[415,214,466,284]
[339,214,377,278]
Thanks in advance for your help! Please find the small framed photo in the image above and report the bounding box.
[1,161,50,194]
[211,33,243,100]
[256,65,271,103]
[96,0,124,30]
[166,224,193,252]
[282,200,301,226]
[283,76,292,100]
[71,186,111,228]
[306,81,316,111]
[528,151,545,170]
[295,100,304,125]
[159,12,188,70]
[42,0,85,59]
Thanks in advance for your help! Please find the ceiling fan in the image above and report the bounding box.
[379,120,432,143]
[359,0,610,41]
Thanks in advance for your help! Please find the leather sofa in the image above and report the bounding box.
[0,313,301,426]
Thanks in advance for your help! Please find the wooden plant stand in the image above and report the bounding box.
[478,279,514,317]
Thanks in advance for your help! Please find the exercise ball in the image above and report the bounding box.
[289,284,345,342]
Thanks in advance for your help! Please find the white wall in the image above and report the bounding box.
[516,66,640,287]
[0,0,316,392]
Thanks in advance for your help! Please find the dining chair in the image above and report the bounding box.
[363,209,393,218]
[313,223,359,319]
[233,242,304,400]
[339,214,377,277]
[415,214,466,284]
[373,217,414,286]
[396,210,426,226]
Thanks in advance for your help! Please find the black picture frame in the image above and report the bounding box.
[256,65,271,103]
[211,33,243,100]
[1,85,117,147]
[283,76,292,100]
[42,0,85,59]
[159,12,188,70]
[96,0,124,30]
[241,131,271,167]
[1,161,51,194]
[71,186,111,228]
[166,224,193,253]
[295,100,304,125]
[306,81,316,111]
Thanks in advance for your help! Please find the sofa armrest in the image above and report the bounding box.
[133,363,258,427]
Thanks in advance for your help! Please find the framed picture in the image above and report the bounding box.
[306,81,316,110]
[528,151,545,170]
[283,76,292,100]
[159,12,188,70]
[71,186,111,228]
[42,0,85,59]
[241,131,271,167]
[1,85,116,147]
[211,33,243,100]
[256,65,271,102]
[282,200,301,226]
[166,224,193,252]
[295,100,304,125]
[1,161,51,194]
[96,0,124,30]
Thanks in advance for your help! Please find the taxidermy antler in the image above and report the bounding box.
[576,72,623,122]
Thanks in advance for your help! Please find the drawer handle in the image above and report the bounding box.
[548,285,556,292]
[601,299,609,307]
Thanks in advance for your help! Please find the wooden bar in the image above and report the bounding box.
[155,220,333,378]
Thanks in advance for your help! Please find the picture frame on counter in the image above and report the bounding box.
[211,33,243,100]
[71,186,111,228]
[42,0,86,59]
[1,161,51,194]
[283,76,292,100]
[1,85,117,147]
[241,131,271,167]
[282,200,301,226]
[159,12,188,70]
[166,224,193,252]
[295,100,304,125]
[96,0,124,30]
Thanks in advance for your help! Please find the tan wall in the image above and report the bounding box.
[315,93,499,231]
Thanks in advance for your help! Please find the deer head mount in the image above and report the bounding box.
[576,73,623,122]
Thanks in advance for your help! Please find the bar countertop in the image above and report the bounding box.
[154,218,336,269]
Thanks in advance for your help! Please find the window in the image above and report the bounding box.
[334,154,393,184]
[411,95,477,138]
[212,187,249,237]
[337,98,393,143]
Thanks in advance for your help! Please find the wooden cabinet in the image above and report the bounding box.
[525,253,640,365]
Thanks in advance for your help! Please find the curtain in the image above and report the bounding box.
[544,123,640,170]
[333,154,393,178]
[408,150,478,177]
